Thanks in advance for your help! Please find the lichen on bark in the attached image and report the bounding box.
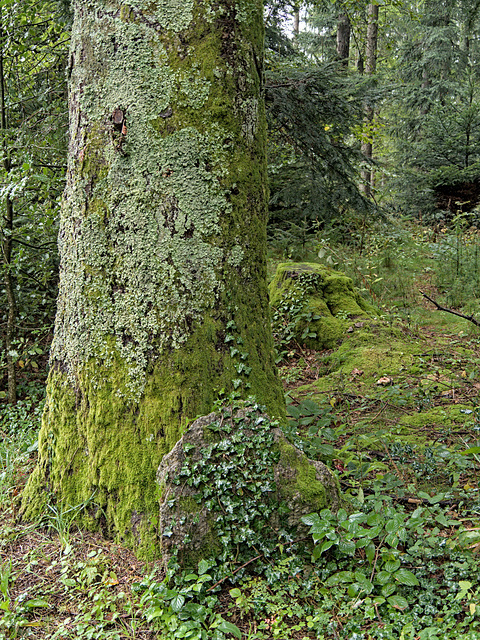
[22,0,284,557]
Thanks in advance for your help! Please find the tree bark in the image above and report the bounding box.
[0,17,17,405]
[22,0,284,557]
[336,13,350,67]
[293,8,300,35]
[360,3,378,197]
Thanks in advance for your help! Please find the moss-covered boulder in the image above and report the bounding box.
[269,262,375,350]
[157,403,340,569]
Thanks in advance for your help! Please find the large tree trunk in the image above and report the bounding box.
[22,0,284,557]
[360,3,378,197]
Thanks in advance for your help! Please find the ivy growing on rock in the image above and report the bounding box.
[158,397,340,578]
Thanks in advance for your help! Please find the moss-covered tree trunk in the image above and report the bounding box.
[22,0,284,557]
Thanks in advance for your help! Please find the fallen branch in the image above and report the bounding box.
[420,291,480,327]
[206,553,263,592]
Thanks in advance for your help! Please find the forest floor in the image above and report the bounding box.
[3,225,480,639]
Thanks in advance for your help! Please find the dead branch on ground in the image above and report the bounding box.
[420,291,480,327]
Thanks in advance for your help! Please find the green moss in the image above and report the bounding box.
[270,262,374,314]
[22,307,284,556]
[399,405,472,429]
[178,525,222,570]
[270,262,375,351]
[277,439,334,512]
[178,496,200,513]
[295,322,422,398]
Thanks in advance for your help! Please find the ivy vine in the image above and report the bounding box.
[171,399,289,579]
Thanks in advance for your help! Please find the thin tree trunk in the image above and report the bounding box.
[336,13,350,67]
[0,17,17,404]
[360,3,378,197]
[293,8,300,35]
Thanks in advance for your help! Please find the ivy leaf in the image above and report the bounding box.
[216,618,242,638]
[394,569,419,586]
[198,559,213,575]
[387,595,409,610]
[456,580,472,600]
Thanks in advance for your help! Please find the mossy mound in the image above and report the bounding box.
[291,319,476,450]
[398,404,473,430]
[269,262,375,350]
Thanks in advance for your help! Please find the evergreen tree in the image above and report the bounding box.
[386,0,480,221]
[266,64,372,248]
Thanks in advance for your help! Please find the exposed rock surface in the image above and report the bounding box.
[157,408,340,568]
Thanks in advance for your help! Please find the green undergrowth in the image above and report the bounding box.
[5,221,480,637]
[4,383,480,638]
[312,220,480,331]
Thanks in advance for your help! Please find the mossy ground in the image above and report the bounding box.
[275,233,480,498]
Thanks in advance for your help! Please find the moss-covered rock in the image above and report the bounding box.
[157,405,340,569]
[269,262,375,350]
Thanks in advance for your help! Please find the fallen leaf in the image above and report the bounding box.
[376,376,392,386]
[349,368,364,381]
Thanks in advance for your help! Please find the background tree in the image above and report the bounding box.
[383,0,480,221]
[0,0,68,404]
[22,0,285,556]
[266,65,372,251]
[360,2,379,197]
[264,0,374,252]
